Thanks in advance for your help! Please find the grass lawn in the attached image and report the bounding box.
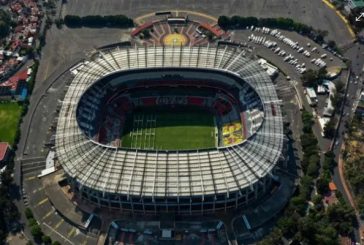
[122,107,216,150]
[0,102,22,145]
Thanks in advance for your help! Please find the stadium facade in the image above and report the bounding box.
[56,45,284,215]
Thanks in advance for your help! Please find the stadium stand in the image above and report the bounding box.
[56,46,283,215]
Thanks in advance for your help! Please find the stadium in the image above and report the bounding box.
[55,45,284,215]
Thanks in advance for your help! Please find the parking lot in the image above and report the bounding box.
[21,175,98,245]
[231,28,345,79]
[61,0,353,46]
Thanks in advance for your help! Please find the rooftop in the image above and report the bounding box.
[0,142,9,161]
[349,0,364,8]
[0,69,28,90]
[56,46,284,198]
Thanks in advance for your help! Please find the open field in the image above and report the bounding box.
[121,107,216,150]
[0,102,22,145]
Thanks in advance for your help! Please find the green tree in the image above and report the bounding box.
[64,15,82,27]
[327,203,357,235]
[0,10,11,38]
[142,29,151,39]
[25,208,34,220]
[290,196,307,216]
[30,224,43,239]
[312,194,323,206]
[27,218,37,227]
[42,235,52,244]
[328,40,337,49]
[316,175,330,195]
[277,216,298,237]
[306,157,319,177]
[257,227,283,245]
[317,67,328,80]
[315,226,338,245]
[301,69,317,87]
[335,80,345,94]
[218,16,230,30]
[324,118,336,139]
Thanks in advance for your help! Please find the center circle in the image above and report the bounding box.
[163,33,188,46]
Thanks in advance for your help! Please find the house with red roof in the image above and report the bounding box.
[0,142,10,164]
[0,69,28,100]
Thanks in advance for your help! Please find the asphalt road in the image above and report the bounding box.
[331,63,363,242]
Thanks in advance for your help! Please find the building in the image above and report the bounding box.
[0,142,10,164]
[322,81,336,117]
[0,69,28,101]
[306,87,318,106]
[355,91,364,117]
[347,0,364,9]
[258,58,279,78]
[55,46,284,215]
[317,85,327,95]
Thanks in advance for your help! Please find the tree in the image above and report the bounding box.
[0,10,11,38]
[218,16,230,30]
[277,216,298,237]
[42,235,52,244]
[298,216,318,243]
[315,30,328,44]
[317,67,327,80]
[301,69,317,87]
[257,228,283,245]
[27,218,37,227]
[64,15,82,27]
[206,31,214,41]
[55,18,64,29]
[290,196,307,216]
[312,194,323,206]
[323,151,336,171]
[0,21,10,39]
[64,15,133,28]
[25,208,33,220]
[141,29,151,39]
[327,203,357,235]
[316,175,330,195]
[328,40,337,49]
[324,117,336,139]
[307,155,319,177]
[30,224,43,239]
[52,241,62,245]
[81,15,105,27]
[315,226,338,245]
[300,175,313,200]
[335,80,345,94]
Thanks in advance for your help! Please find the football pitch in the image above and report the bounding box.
[121,107,216,150]
[0,102,22,145]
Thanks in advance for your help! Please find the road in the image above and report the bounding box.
[331,55,364,243]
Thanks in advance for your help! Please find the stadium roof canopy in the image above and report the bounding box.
[56,46,284,199]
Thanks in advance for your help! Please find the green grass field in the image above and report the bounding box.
[121,107,216,150]
[0,102,22,145]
